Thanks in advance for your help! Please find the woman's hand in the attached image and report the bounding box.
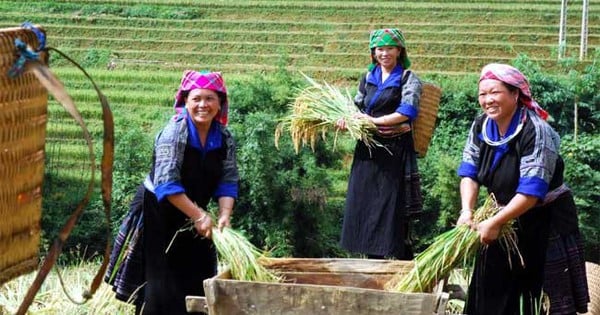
[217,213,231,231]
[337,113,373,131]
[194,214,214,239]
[335,118,347,130]
[476,217,501,245]
[456,209,474,227]
[378,124,411,137]
[353,112,372,122]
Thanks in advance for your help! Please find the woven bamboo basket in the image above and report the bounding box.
[584,261,600,315]
[0,26,48,285]
[413,82,442,158]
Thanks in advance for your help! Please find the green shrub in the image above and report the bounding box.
[82,48,112,69]
[561,134,600,262]
[228,71,346,257]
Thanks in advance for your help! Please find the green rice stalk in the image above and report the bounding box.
[211,227,282,283]
[386,194,522,293]
[275,73,379,153]
[166,218,281,283]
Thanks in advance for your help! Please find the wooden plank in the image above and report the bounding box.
[202,279,438,315]
[260,257,414,274]
[186,258,445,314]
[185,296,208,314]
[280,271,395,290]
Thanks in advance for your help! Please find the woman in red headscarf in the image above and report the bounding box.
[456,64,589,315]
[105,70,239,315]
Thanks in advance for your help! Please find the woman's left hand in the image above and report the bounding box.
[378,124,410,136]
[217,214,231,231]
[476,218,501,245]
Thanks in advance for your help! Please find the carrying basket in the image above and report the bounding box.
[413,82,442,158]
[0,26,48,285]
[584,261,600,315]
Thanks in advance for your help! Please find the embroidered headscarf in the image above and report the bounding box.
[174,70,229,126]
[368,28,411,70]
[479,63,549,120]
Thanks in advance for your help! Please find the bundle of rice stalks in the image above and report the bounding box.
[167,218,281,283]
[211,227,282,283]
[274,73,378,153]
[386,194,522,293]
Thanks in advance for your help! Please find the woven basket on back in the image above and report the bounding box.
[413,82,442,158]
[0,26,48,285]
[584,261,600,315]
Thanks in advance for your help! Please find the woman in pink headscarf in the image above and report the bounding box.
[105,70,239,315]
[456,64,589,315]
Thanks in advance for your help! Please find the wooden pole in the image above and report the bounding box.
[559,0,568,59]
[580,0,589,60]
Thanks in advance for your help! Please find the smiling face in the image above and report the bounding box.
[478,79,520,127]
[185,88,221,128]
[374,46,400,69]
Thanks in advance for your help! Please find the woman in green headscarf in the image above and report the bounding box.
[338,28,423,259]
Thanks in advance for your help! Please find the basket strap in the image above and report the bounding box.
[15,50,114,314]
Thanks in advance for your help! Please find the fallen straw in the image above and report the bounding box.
[386,194,522,293]
[275,73,379,153]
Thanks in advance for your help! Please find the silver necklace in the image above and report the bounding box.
[481,109,526,146]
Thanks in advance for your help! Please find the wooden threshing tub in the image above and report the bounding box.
[187,258,448,315]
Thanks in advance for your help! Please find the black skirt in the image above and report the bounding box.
[340,134,422,258]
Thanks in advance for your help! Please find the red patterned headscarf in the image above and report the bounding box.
[479,63,549,120]
[174,70,229,125]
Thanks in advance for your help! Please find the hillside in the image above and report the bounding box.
[1,0,599,82]
[0,0,598,224]
[1,0,598,201]
[1,0,597,167]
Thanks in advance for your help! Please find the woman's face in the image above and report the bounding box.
[185,88,221,127]
[374,46,400,69]
[478,79,519,124]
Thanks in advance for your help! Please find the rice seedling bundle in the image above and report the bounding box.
[386,194,522,293]
[211,227,281,283]
[275,74,378,153]
[167,218,281,283]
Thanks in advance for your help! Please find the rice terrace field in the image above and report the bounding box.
[0,0,599,314]
[0,0,597,166]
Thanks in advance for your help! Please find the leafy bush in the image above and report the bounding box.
[82,48,112,69]
[561,134,600,262]
[228,71,346,257]
[514,53,600,136]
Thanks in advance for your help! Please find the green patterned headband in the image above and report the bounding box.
[368,28,411,69]
[369,28,406,48]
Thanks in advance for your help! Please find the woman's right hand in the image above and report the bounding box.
[194,215,214,239]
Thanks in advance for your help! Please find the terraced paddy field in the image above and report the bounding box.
[1,0,598,78]
[1,0,598,241]
[1,0,597,167]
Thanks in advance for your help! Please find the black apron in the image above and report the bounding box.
[140,143,224,315]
